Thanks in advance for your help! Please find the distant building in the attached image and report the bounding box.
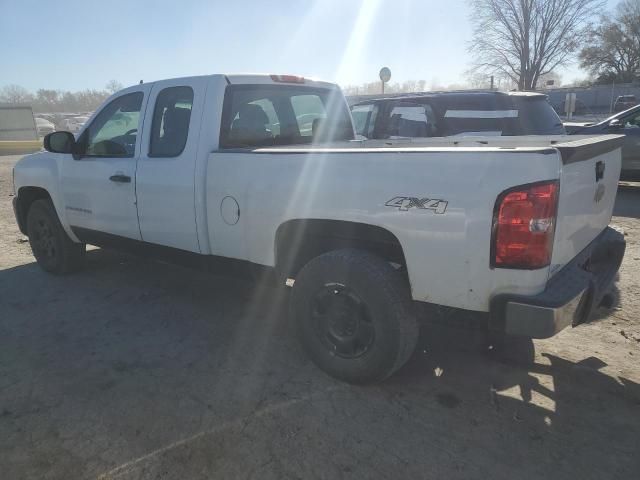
[0,103,38,141]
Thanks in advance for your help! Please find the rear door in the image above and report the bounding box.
[135,77,207,252]
[550,136,623,274]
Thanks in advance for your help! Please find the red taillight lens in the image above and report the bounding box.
[270,74,305,83]
[492,181,559,269]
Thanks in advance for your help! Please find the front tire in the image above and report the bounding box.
[290,249,418,384]
[26,199,86,274]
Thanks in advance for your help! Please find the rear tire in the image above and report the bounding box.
[26,199,86,274]
[290,249,418,384]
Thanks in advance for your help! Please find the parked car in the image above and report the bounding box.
[613,95,637,113]
[36,113,56,123]
[34,117,55,137]
[12,74,624,383]
[350,91,565,140]
[62,115,89,133]
[569,104,640,179]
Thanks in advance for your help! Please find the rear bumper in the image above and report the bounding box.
[490,226,625,339]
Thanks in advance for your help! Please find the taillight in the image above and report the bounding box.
[492,180,559,269]
[270,74,305,83]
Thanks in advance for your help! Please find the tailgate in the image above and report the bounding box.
[550,135,624,275]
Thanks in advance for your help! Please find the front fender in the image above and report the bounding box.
[13,152,80,242]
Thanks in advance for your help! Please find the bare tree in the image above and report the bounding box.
[0,84,34,104]
[579,0,640,84]
[469,0,603,90]
[105,79,123,94]
[0,84,112,113]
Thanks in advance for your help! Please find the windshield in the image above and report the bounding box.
[220,85,354,148]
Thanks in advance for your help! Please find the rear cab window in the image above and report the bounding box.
[219,85,354,148]
[149,86,194,157]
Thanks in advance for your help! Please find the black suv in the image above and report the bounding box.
[350,91,565,139]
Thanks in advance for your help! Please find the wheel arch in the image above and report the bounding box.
[15,186,53,235]
[274,218,408,282]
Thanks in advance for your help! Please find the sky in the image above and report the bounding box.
[0,0,621,92]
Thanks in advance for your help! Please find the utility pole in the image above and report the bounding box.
[610,79,615,114]
[490,75,494,90]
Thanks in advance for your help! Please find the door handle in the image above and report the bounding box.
[109,174,131,183]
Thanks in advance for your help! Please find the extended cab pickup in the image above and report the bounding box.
[12,74,626,383]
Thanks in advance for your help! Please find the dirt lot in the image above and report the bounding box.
[1,154,639,480]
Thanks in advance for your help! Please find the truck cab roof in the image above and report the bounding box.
[122,74,340,92]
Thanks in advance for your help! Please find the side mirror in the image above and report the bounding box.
[608,119,623,131]
[44,131,76,154]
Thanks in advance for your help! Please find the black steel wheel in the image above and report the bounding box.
[311,283,376,359]
[290,249,418,384]
[26,199,85,274]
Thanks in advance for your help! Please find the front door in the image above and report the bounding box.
[60,88,149,240]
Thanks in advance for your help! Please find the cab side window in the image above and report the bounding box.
[82,92,143,157]
[149,86,194,157]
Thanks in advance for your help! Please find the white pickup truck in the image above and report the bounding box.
[12,74,625,383]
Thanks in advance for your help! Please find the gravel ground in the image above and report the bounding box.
[0,154,639,480]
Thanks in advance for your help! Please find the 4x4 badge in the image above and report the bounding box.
[385,196,448,214]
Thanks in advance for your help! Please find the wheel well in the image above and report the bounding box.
[275,219,407,279]
[15,187,51,235]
